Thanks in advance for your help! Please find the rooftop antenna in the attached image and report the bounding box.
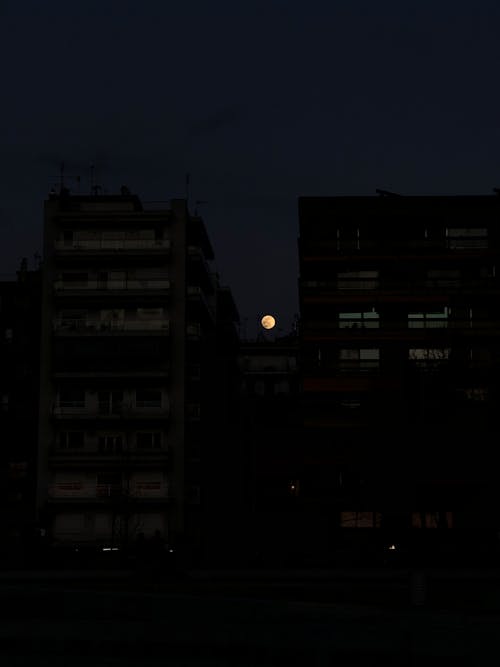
[59,161,65,194]
[89,162,95,195]
[185,172,191,210]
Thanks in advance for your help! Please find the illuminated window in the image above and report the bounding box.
[340,348,380,371]
[340,512,381,528]
[408,308,448,328]
[408,348,450,361]
[339,310,379,328]
[412,512,453,528]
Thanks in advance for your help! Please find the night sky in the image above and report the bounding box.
[1,1,500,337]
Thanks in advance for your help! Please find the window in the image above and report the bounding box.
[412,512,453,529]
[59,310,87,329]
[336,227,361,251]
[446,227,488,249]
[98,391,123,414]
[1,394,9,412]
[408,348,451,367]
[98,434,123,453]
[339,310,379,328]
[59,388,85,409]
[340,512,381,528]
[96,473,122,497]
[136,432,162,449]
[463,387,488,401]
[135,389,162,409]
[5,328,13,342]
[59,431,85,449]
[339,348,380,371]
[337,271,378,290]
[426,269,460,287]
[408,308,448,328]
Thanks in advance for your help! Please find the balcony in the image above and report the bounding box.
[48,482,171,501]
[52,404,170,421]
[187,285,215,321]
[49,448,170,465]
[54,278,170,296]
[55,238,171,256]
[53,318,170,336]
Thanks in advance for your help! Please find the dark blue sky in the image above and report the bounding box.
[1,0,500,336]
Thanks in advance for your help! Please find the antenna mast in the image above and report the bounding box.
[59,161,65,193]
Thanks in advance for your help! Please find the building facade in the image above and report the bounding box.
[298,194,500,563]
[37,190,239,562]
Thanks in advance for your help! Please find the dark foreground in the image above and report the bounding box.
[1,565,500,665]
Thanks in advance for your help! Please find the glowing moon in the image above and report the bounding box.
[261,314,276,330]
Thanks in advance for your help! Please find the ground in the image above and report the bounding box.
[1,566,500,665]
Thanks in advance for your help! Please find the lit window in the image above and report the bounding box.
[339,310,379,328]
[409,348,450,360]
[408,308,448,328]
[340,512,381,528]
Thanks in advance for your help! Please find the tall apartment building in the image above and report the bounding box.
[298,194,500,562]
[37,189,239,561]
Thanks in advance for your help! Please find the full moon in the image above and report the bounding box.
[261,314,276,330]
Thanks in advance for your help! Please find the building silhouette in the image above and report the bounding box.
[36,189,239,563]
[0,261,41,564]
[238,330,301,565]
[297,193,500,564]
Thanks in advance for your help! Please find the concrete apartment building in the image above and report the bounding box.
[298,193,500,562]
[37,188,239,561]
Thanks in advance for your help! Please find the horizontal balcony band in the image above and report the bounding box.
[52,371,169,380]
[49,450,169,461]
[52,408,170,420]
[54,282,170,293]
[55,240,171,252]
[48,482,171,500]
[53,319,170,335]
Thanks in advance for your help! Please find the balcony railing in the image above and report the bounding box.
[52,404,169,419]
[55,239,171,251]
[48,482,170,499]
[54,279,170,291]
[53,319,170,333]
